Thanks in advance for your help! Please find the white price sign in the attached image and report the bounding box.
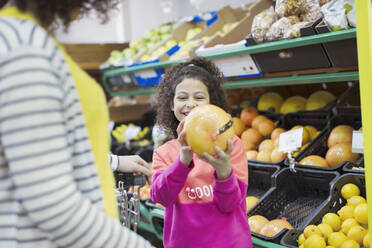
[352,130,364,154]
[279,128,303,153]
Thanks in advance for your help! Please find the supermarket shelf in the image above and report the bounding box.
[206,28,356,60]
[103,29,355,76]
[106,71,359,96]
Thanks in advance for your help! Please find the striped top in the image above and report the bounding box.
[0,16,153,248]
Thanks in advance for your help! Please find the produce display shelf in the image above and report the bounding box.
[104,29,355,76]
[105,71,359,96]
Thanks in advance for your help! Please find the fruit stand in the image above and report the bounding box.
[103,1,372,247]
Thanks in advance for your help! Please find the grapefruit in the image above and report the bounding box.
[257,151,272,162]
[306,91,336,110]
[240,107,259,126]
[299,155,328,168]
[280,96,307,114]
[325,143,360,168]
[246,150,258,160]
[246,196,259,211]
[184,104,234,155]
[271,148,287,162]
[271,128,286,141]
[248,215,269,233]
[259,218,294,237]
[258,139,275,152]
[257,92,284,113]
[328,125,354,148]
[232,117,245,136]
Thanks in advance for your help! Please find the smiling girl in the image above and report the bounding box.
[150,57,252,248]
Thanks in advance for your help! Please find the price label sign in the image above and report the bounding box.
[279,128,303,153]
[352,130,364,154]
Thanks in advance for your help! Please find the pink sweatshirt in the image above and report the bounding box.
[151,136,252,248]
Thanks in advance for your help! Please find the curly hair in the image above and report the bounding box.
[0,0,119,30]
[156,57,230,138]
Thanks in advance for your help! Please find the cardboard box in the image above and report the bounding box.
[246,20,331,73]
[202,0,274,48]
[315,21,358,68]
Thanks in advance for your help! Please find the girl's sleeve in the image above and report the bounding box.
[150,148,194,207]
[213,136,248,213]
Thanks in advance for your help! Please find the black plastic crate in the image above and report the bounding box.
[343,156,364,174]
[249,111,329,167]
[247,162,280,199]
[246,19,330,73]
[247,167,339,244]
[287,114,362,172]
[315,22,358,68]
[281,173,365,248]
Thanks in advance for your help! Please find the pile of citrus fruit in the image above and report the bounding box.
[232,106,319,162]
[298,183,368,248]
[299,125,361,169]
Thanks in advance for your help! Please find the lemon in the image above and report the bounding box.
[347,225,367,245]
[353,203,368,225]
[341,184,360,200]
[323,213,342,231]
[338,205,355,221]
[304,234,326,248]
[347,196,366,207]
[299,245,304,248]
[318,223,333,241]
[328,232,347,247]
[298,233,306,246]
[245,196,259,211]
[340,239,360,248]
[341,218,360,234]
[326,246,336,248]
[363,233,369,247]
[304,224,323,238]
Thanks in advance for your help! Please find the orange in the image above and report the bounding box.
[240,107,258,126]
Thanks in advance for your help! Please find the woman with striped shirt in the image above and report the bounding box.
[0,0,154,247]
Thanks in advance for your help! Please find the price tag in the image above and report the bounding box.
[279,128,303,153]
[352,130,364,154]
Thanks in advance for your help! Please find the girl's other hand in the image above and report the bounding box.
[177,119,193,167]
[118,155,153,183]
[198,139,233,180]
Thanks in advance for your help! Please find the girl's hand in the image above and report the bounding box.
[198,140,233,180]
[118,155,153,182]
[177,119,193,167]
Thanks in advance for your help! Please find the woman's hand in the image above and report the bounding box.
[198,140,233,180]
[118,155,153,182]
[177,119,193,167]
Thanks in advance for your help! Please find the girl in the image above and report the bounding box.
[151,57,252,248]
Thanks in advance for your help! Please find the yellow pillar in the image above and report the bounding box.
[355,0,372,246]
